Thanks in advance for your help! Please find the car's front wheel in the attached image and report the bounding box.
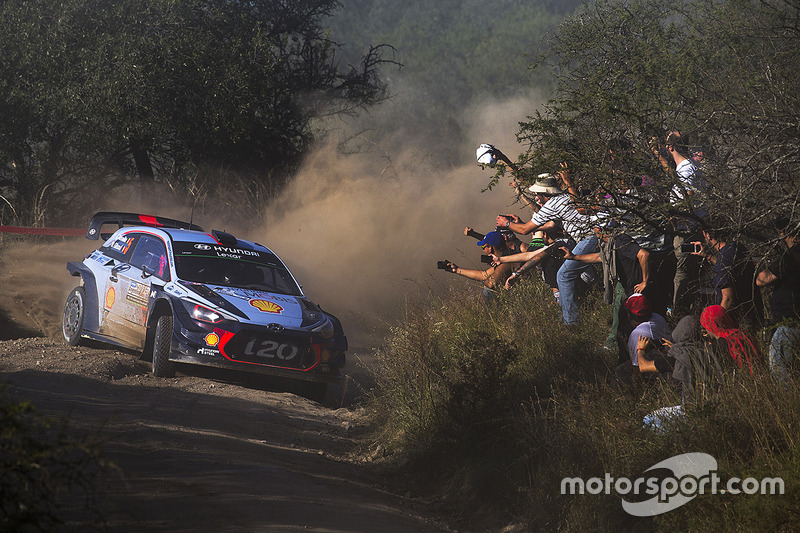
[62,286,86,346]
[152,314,176,377]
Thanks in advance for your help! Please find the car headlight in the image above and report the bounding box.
[311,316,335,339]
[182,300,225,324]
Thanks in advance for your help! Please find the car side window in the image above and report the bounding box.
[130,235,170,281]
[102,233,139,262]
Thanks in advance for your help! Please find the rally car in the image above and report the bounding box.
[62,212,346,398]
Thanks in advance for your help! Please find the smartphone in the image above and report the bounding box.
[437,260,450,270]
[466,229,483,240]
[680,242,701,253]
[480,255,493,264]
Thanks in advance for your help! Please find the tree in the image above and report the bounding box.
[0,0,391,225]
[510,0,800,251]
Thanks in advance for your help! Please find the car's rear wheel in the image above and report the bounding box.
[62,286,86,346]
[152,314,176,377]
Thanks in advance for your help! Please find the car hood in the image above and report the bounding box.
[206,285,305,324]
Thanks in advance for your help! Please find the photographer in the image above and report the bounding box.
[464,225,529,254]
[496,175,601,325]
[439,231,518,304]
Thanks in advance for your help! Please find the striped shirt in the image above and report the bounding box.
[529,193,599,240]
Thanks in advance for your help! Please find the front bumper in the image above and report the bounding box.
[168,309,346,384]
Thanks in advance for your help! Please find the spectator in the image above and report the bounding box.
[441,231,518,304]
[756,215,800,384]
[701,225,763,332]
[699,304,759,375]
[561,225,659,357]
[652,131,707,317]
[497,175,602,325]
[464,226,528,254]
[616,293,672,381]
[490,241,566,300]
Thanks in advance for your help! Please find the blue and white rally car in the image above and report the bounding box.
[62,212,346,397]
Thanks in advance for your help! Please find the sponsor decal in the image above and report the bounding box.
[126,281,150,308]
[105,287,116,309]
[249,299,284,314]
[121,236,134,255]
[216,287,295,304]
[204,332,220,346]
[197,347,220,356]
[243,339,298,360]
[194,244,212,250]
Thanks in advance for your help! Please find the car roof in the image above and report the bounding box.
[117,227,274,255]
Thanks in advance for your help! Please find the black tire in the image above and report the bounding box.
[62,286,86,346]
[152,314,176,377]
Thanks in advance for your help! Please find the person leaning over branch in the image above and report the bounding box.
[440,231,518,304]
[651,131,707,318]
[496,175,603,325]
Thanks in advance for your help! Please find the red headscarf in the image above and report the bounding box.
[700,305,759,374]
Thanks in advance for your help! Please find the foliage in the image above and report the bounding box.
[1,388,107,531]
[509,0,800,252]
[328,0,578,158]
[369,280,800,531]
[0,0,391,226]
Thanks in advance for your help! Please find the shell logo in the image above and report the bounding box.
[105,287,116,309]
[204,332,220,346]
[249,299,284,314]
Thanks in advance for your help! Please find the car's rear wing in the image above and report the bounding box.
[86,212,204,240]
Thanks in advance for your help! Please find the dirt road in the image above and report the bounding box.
[0,335,446,532]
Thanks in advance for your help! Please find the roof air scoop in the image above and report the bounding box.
[212,229,237,246]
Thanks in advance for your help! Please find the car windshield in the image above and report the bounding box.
[173,243,302,296]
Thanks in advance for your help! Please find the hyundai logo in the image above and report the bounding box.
[194,244,212,250]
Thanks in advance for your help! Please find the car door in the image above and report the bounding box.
[112,234,170,348]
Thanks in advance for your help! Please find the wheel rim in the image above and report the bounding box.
[63,294,82,339]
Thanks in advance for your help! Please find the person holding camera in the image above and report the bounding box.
[700,224,763,333]
[464,225,529,254]
[496,175,601,325]
[439,231,518,304]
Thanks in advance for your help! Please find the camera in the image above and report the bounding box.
[548,246,566,259]
[680,242,701,253]
[465,228,483,240]
[480,254,493,264]
[437,260,451,270]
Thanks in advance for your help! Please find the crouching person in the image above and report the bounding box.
[615,293,672,384]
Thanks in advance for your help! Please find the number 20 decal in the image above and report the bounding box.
[243,339,298,360]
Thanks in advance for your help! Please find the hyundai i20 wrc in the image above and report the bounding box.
[62,212,346,399]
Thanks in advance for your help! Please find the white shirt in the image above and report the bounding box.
[529,193,598,241]
[628,313,673,366]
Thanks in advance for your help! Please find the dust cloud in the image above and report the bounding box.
[253,93,543,345]
[0,94,544,347]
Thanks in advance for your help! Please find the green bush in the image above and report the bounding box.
[1,388,107,531]
[368,280,800,531]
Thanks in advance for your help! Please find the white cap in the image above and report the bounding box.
[476,144,497,165]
